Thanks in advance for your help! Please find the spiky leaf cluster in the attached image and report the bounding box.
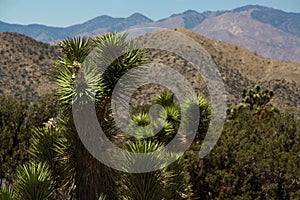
[14,162,55,200]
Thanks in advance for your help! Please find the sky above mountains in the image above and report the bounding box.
[0,0,299,27]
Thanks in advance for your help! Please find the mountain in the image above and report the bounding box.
[1,30,299,113]
[0,13,152,42]
[193,6,300,63]
[138,5,300,63]
[64,13,152,38]
[240,5,300,37]
[131,10,224,29]
[1,5,300,63]
[0,21,67,42]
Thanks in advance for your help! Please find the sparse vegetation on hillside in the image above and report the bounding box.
[0,32,61,101]
[1,30,299,110]
[174,28,300,110]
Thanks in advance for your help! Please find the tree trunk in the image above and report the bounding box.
[75,137,117,200]
[73,99,118,200]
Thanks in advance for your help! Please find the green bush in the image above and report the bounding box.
[186,87,300,199]
[0,94,59,186]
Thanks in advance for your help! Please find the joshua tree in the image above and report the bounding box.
[116,91,211,200]
[1,32,213,200]
[227,85,280,119]
[53,33,150,199]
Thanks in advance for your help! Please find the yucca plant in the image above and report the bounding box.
[29,127,59,171]
[53,37,96,108]
[54,36,115,200]
[227,86,280,119]
[92,32,150,122]
[52,32,150,200]
[14,162,55,200]
[98,194,107,200]
[118,90,199,200]
[131,113,151,127]
[181,94,211,141]
[29,124,75,199]
[0,186,14,200]
[52,31,210,199]
[119,140,173,200]
[154,92,176,107]
[57,37,93,63]
[129,112,165,139]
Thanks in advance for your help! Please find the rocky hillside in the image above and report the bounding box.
[133,28,300,111]
[177,28,300,109]
[0,30,299,114]
[0,32,60,101]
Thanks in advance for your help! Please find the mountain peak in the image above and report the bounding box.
[127,13,153,22]
[233,5,271,12]
[183,9,200,15]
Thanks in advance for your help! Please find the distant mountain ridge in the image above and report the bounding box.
[193,8,300,63]
[0,13,152,42]
[238,5,300,37]
[1,5,300,63]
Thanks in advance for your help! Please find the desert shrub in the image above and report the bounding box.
[200,111,300,199]
[185,87,300,199]
[0,93,59,186]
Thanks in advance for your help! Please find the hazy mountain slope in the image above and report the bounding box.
[64,13,152,37]
[247,5,300,37]
[0,13,152,42]
[0,21,67,42]
[193,9,300,63]
[64,15,124,37]
[0,32,60,101]
[1,5,300,63]
[131,10,222,29]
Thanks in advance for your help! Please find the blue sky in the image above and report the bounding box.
[0,0,299,27]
